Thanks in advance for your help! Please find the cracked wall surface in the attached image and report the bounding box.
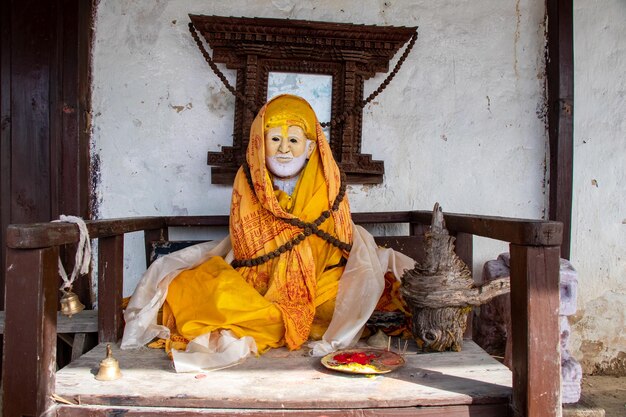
[91,0,547,295]
[569,0,626,376]
[91,0,625,373]
[570,0,626,375]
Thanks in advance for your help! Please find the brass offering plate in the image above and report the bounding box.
[321,348,405,375]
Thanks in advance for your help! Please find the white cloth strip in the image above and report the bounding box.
[52,215,92,291]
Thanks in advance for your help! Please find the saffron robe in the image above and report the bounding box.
[164,95,352,352]
[164,149,349,352]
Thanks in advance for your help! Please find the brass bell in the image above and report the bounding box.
[60,289,85,317]
[95,344,122,381]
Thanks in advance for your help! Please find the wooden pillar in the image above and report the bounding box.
[98,235,125,342]
[0,0,10,313]
[547,0,574,259]
[53,0,94,307]
[509,244,561,417]
[0,0,93,309]
[0,0,11,383]
[3,247,59,417]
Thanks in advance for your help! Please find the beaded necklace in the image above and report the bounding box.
[230,162,351,269]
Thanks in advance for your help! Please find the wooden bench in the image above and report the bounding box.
[2,211,562,417]
[0,310,98,363]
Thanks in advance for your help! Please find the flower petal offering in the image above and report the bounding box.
[321,348,405,375]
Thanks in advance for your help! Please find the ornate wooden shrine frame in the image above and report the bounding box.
[189,15,417,184]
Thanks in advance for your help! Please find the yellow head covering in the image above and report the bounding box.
[263,95,317,140]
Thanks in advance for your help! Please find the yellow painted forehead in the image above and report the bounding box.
[266,124,308,142]
[265,116,308,139]
[264,95,317,139]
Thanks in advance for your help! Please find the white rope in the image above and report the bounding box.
[52,215,92,292]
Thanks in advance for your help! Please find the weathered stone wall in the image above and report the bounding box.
[569,0,626,376]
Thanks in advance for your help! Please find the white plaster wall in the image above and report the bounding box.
[92,1,547,320]
[569,1,626,375]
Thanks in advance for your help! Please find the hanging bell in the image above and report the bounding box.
[60,289,85,317]
[95,344,122,381]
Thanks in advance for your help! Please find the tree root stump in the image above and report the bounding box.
[400,203,510,352]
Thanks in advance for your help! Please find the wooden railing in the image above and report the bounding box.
[2,211,562,417]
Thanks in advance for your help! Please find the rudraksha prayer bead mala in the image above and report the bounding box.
[231,163,351,269]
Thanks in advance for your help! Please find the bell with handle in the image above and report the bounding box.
[95,344,122,381]
[60,288,85,317]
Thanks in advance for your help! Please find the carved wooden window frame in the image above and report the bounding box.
[189,15,416,184]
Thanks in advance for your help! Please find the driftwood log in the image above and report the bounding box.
[400,203,510,352]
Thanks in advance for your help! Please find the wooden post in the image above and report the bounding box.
[98,235,124,342]
[453,232,473,273]
[0,0,8,383]
[2,246,59,417]
[547,0,574,259]
[144,226,168,267]
[509,244,561,417]
[409,222,427,237]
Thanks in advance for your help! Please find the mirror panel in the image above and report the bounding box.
[267,72,332,140]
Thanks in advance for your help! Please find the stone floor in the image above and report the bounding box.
[562,375,626,417]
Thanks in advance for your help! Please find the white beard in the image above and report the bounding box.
[265,151,308,179]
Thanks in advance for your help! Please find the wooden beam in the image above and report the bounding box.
[10,0,55,225]
[410,211,563,246]
[98,234,124,342]
[54,0,91,306]
[2,247,59,417]
[6,212,564,250]
[6,216,165,248]
[57,0,93,222]
[547,0,574,259]
[509,244,561,417]
[77,0,94,221]
[0,0,11,312]
[164,215,230,227]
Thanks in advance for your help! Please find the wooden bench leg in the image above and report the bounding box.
[56,332,89,362]
[71,332,88,361]
[510,244,561,417]
[98,235,124,343]
[3,247,58,417]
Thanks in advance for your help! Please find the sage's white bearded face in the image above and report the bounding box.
[264,125,315,179]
